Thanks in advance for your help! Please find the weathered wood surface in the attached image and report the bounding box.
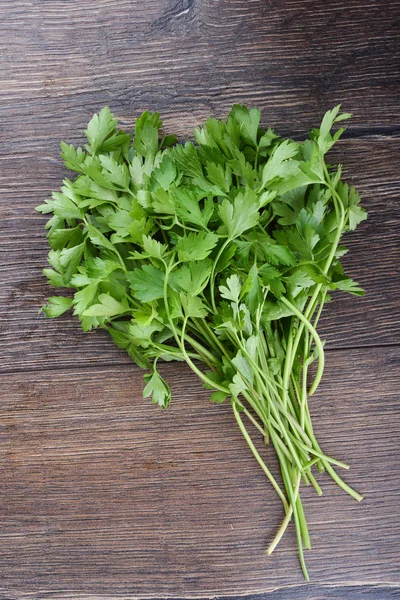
[0,0,399,598]
[0,349,399,598]
[1,0,400,138]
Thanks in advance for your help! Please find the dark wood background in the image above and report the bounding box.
[1,1,399,598]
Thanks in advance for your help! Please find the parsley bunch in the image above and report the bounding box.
[37,105,367,579]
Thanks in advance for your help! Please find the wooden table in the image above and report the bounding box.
[1,1,399,598]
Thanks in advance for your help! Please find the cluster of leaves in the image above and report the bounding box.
[37,105,367,579]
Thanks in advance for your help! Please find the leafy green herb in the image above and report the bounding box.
[37,104,367,580]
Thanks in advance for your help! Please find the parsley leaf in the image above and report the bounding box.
[176,231,218,262]
[41,296,73,317]
[127,265,165,303]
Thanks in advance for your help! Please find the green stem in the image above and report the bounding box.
[180,327,219,367]
[239,403,266,437]
[210,237,231,312]
[301,332,309,430]
[303,419,363,502]
[271,447,309,580]
[280,297,325,396]
[232,400,289,511]
[162,260,230,395]
[281,172,346,401]
[267,471,301,555]
[296,493,311,550]
[252,370,304,472]
[282,318,294,400]
[181,318,230,394]
[307,471,322,496]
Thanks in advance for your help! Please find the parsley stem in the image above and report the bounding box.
[253,371,304,472]
[280,297,325,397]
[236,340,311,458]
[301,333,309,430]
[163,263,229,395]
[307,472,322,496]
[180,318,230,394]
[239,403,266,437]
[210,237,231,312]
[302,418,363,502]
[282,317,294,395]
[179,328,220,367]
[232,400,289,511]
[296,493,311,550]
[271,448,309,580]
[281,172,346,402]
[267,482,298,555]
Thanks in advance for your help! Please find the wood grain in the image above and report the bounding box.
[0,348,399,597]
[0,0,399,143]
[0,0,399,597]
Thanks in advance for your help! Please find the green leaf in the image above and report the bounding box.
[285,268,315,290]
[143,368,171,408]
[180,293,208,318]
[210,391,228,404]
[172,187,212,228]
[48,226,83,250]
[108,322,152,369]
[40,296,73,318]
[59,243,84,282]
[36,191,82,220]
[133,111,162,157]
[129,320,164,348]
[214,242,237,275]
[99,155,130,189]
[348,205,368,231]
[262,300,295,321]
[84,222,122,259]
[218,190,260,238]
[73,281,99,314]
[259,264,285,298]
[176,231,218,262]
[331,277,365,296]
[43,268,65,287]
[205,162,231,193]
[141,235,167,260]
[317,105,351,156]
[269,165,322,195]
[170,141,204,178]
[263,244,296,266]
[244,265,263,314]
[230,105,261,146]
[152,155,177,190]
[84,107,118,154]
[219,274,241,303]
[150,188,175,215]
[232,350,254,385]
[83,293,129,317]
[261,140,299,186]
[60,143,86,172]
[171,259,212,296]
[229,373,247,398]
[127,265,165,303]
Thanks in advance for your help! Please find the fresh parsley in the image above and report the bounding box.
[37,105,367,580]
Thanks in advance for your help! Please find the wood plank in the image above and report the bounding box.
[236,588,400,600]
[0,0,399,145]
[0,347,399,597]
[0,0,399,597]
[1,137,399,373]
